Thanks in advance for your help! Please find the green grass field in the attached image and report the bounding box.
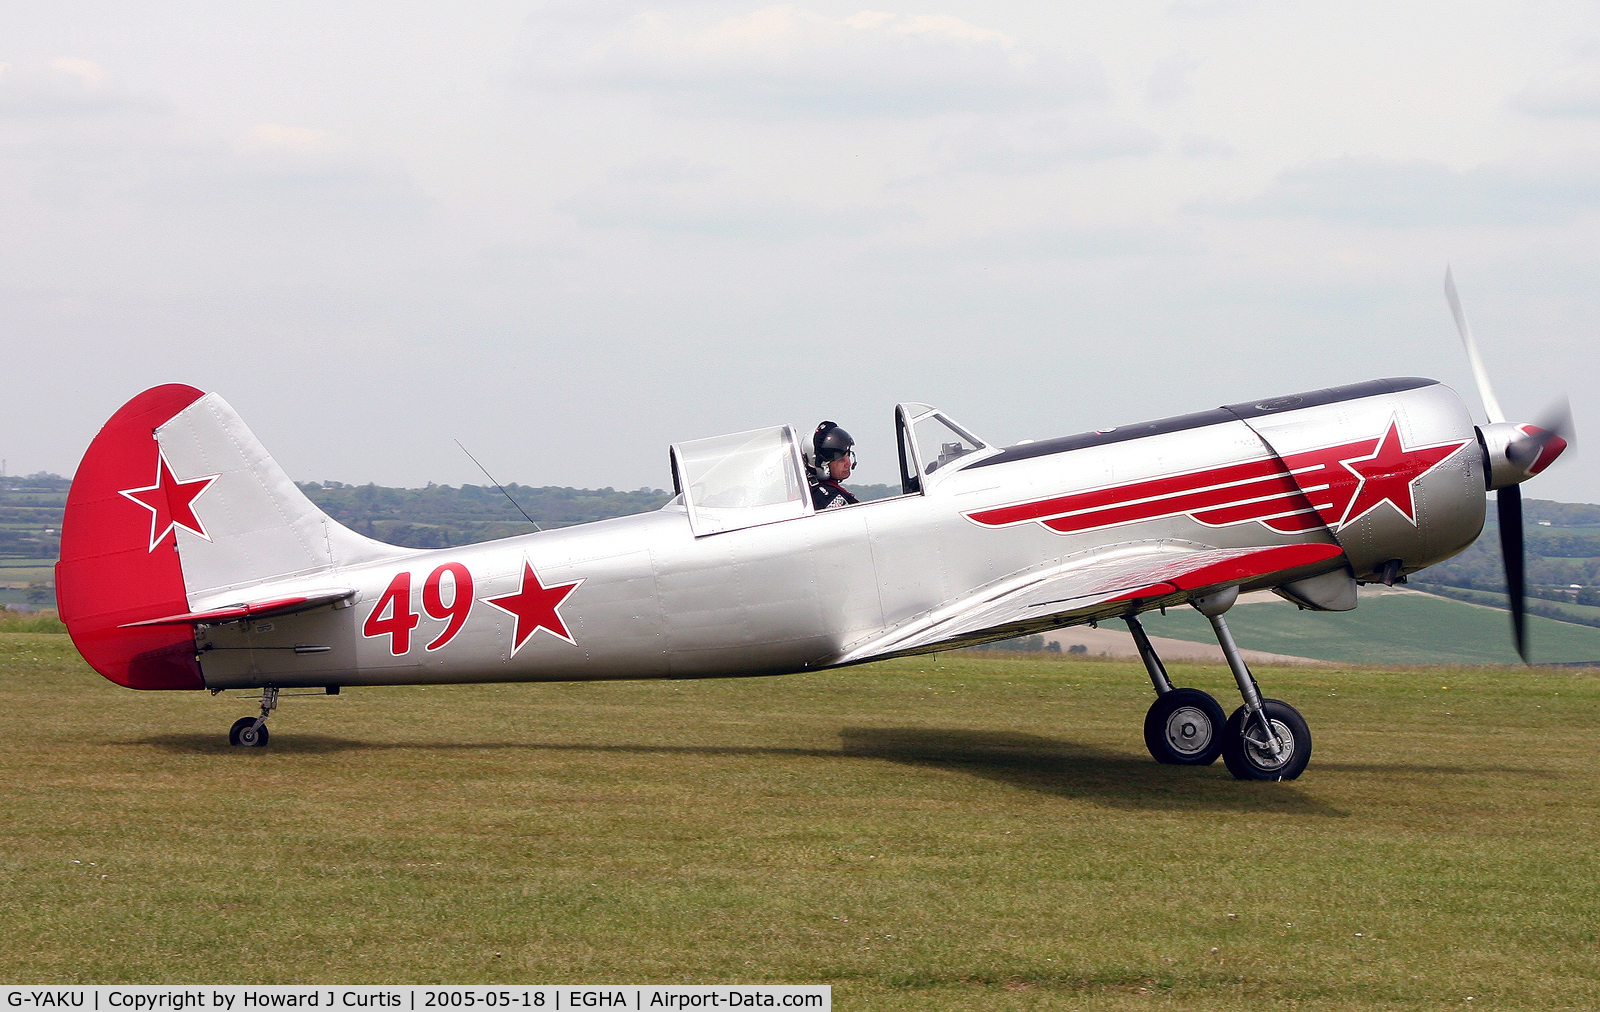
[1143,591,1600,666]
[2,632,1597,1009]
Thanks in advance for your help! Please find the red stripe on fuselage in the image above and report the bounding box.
[968,433,1384,537]
[1040,469,1306,533]
[970,456,1288,528]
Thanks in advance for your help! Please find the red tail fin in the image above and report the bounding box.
[57,385,208,689]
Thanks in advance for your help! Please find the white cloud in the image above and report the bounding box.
[49,57,107,85]
[957,224,1199,261]
[0,59,164,117]
[242,123,333,153]
[936,112,1161,173]
[1177,133,1233,157]
[1211,154,1600,227]
[0,57,424,221]
[1144,51,1199,104]
[516,3,1102,118]
[1514,47,1600,117]
[559,160,912,237]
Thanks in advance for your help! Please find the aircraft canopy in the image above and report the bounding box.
[670,425,810,536]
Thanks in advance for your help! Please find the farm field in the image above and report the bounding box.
[2,632,1597,1010]
[1141,588,1600,666]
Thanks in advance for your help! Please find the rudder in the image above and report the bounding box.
[57,385,209,689]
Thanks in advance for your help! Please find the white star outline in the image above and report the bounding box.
[1328,416,1472,531]
[481,557,585,657]
[117,449,222,552]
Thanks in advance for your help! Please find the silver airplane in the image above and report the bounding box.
[55,279,1568,779]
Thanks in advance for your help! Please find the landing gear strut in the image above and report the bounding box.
[1194,589,1311,781]
[1127,615,1225,766]
[228,685,277,747]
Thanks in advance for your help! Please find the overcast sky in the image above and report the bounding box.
[3,1,1597,501]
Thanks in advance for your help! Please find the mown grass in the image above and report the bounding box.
[1,633,1597,1010]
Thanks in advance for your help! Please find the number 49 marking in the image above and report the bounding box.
[362,563,475,655]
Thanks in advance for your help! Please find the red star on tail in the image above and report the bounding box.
[483,559,583,656]
[118,451,221,551]
[1337,420,1471,528]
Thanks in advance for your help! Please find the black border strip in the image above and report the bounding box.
[970,377,1438,469]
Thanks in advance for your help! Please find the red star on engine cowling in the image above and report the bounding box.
[118,450,221,552]
[482,559,583,656]
[1335,419,1471,528]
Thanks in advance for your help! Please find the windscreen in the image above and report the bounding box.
[914,414,984,474]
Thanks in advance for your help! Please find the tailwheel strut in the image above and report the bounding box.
[1193,588,1311,781]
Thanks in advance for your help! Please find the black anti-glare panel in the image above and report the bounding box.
[970,377,1439,469]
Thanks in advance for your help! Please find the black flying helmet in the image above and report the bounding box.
[813,421,854,463]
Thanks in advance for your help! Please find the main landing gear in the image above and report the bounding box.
[1126,589,1311,781]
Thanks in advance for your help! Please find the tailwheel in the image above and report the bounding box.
[1143,688,1225,765]
[1221,699,1310,781]
[229,717,269,748]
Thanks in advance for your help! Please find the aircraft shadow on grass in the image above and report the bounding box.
[133,726,1356,815]
[835,727,1346,815]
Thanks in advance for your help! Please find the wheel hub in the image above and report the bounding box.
[1163,705,1214,756]
[1243,718,1294,770]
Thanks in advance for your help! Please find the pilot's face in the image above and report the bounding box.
[828,454,853,480]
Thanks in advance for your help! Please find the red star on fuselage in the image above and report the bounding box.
[118,450,221,552]
[482,559,583,656]
[1336,420,1470,528]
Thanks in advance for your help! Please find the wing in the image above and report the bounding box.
[828,541,1344,665]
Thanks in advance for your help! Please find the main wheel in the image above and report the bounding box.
[1221,699,1310,781]
[1144,688,1226,765]
[229,717,269,747]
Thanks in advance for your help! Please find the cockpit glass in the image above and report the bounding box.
[670,425,811,536]
[914,414,984,474]
[676,427,803,509]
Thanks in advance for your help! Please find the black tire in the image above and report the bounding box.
[1221,699,1310,781]
[230,717,268,747]
[1144,688,1226,765]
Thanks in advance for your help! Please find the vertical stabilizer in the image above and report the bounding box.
[58,385,414,689]
[155,392,411,602]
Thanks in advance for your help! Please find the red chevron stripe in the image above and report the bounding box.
[1037,471,1304,533]
[964,421,1466,538]
[969,455,1287,527]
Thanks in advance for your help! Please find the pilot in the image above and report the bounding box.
[810,421,860,511]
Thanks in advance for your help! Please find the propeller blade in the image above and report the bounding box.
[1498,485,1527,662]
[1445,266,1506,424]
[1535,393,1574,442]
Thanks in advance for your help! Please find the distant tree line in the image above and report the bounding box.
[296,480,901,549]
[0,473,67,559]
[1409,581,1600,629]
[1412,500,1600,595]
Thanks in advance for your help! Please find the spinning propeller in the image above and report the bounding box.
[1444,267,1574,661]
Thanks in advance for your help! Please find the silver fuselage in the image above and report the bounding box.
[192,378,1485,690]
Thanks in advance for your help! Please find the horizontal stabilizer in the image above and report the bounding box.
[118,588,355,628]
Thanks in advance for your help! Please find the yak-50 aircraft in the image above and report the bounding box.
[56,274,1570,779]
